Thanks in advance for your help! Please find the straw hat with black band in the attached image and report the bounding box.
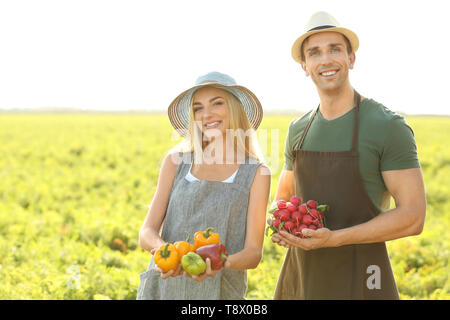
[168,71,263,137]
[291,11,359,64]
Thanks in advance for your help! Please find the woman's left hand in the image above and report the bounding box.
[184,258,231,282]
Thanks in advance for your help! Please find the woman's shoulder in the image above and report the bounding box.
[162,150,194,166]
[160,150,191,178]
[248,162,271,193]
[244,157,270,173]
[162,150,179,167]
[257,162,271,176]
[256,164,271,186]
[248,160,271,180]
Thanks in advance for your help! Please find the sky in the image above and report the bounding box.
[0,0,449,115]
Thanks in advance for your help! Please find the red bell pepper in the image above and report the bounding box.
[195,243,228,270]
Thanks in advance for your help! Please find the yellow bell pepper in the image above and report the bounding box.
[193,227,220,250]
[174,232,194,258]
[153,243,179,273]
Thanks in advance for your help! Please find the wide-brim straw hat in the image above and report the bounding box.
[168,71,263,137]
[291,11,359,64]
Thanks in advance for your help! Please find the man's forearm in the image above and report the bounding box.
[274,170,295,203]
[330,206,424,247]
[275,192,294,202]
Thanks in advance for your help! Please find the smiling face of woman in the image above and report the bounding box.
[191,86,231,140]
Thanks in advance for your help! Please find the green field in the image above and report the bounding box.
[0,114,448,299]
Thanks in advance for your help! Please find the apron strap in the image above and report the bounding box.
[350,90,361,155]
[293,106,318,153]
[293,90,361,155]
[233,160,262,189]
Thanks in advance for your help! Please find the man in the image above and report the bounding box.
[271,11,426,299]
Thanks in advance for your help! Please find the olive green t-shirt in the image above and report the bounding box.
[284,98,420,213]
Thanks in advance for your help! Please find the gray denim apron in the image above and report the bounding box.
[274,91,399,299]
[137,152,261,300]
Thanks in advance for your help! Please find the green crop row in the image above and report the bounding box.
[0,114,448,299]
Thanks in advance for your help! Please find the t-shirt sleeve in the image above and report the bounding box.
[283,121,294,171]
[380,116,420,171]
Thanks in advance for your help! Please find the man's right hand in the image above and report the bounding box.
[267,217,291,249]
[269,169,295,248]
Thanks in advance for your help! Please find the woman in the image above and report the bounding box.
[136,71,271,300]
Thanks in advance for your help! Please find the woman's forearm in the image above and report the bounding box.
[225,247,262,270]
[138,226,165,252]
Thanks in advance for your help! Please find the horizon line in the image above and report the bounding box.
[0,107,449,117]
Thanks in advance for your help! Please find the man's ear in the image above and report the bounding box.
[348,52,356,70]
[301,62,310,77]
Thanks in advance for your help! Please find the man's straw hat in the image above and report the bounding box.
[291,11,359,64]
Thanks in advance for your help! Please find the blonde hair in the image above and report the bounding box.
[176,86,263,163]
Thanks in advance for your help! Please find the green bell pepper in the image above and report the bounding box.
[181,252,206,276]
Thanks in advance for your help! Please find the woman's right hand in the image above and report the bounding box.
[151,247,184,279]
[154,263,184,279]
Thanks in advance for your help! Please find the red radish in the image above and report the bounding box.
[273,209,280,219]
[293,227,305,238]
[309,209,319,219]
[273,218,281,229]
[302,214,313,225]
[266,196,329,239]
[293,228,305,238]
[279,209,291,221]
[298,224,308,237]
[284,220,295,232]
[291,211,302,225]
[277,200,287,209]
[298,204,308,215]
[307,200,317,209]
[290,196,301,207]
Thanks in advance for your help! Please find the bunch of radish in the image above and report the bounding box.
[266,196,329,238]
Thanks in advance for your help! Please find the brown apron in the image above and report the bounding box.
[274,91,399,300]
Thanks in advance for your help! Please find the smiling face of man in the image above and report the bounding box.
[301,31,355,94]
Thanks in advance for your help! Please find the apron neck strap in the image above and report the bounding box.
[295,90,361,153]
[350,90,361,154]
[296,105,318,151]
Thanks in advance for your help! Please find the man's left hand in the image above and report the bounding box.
[272,228,334,250]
